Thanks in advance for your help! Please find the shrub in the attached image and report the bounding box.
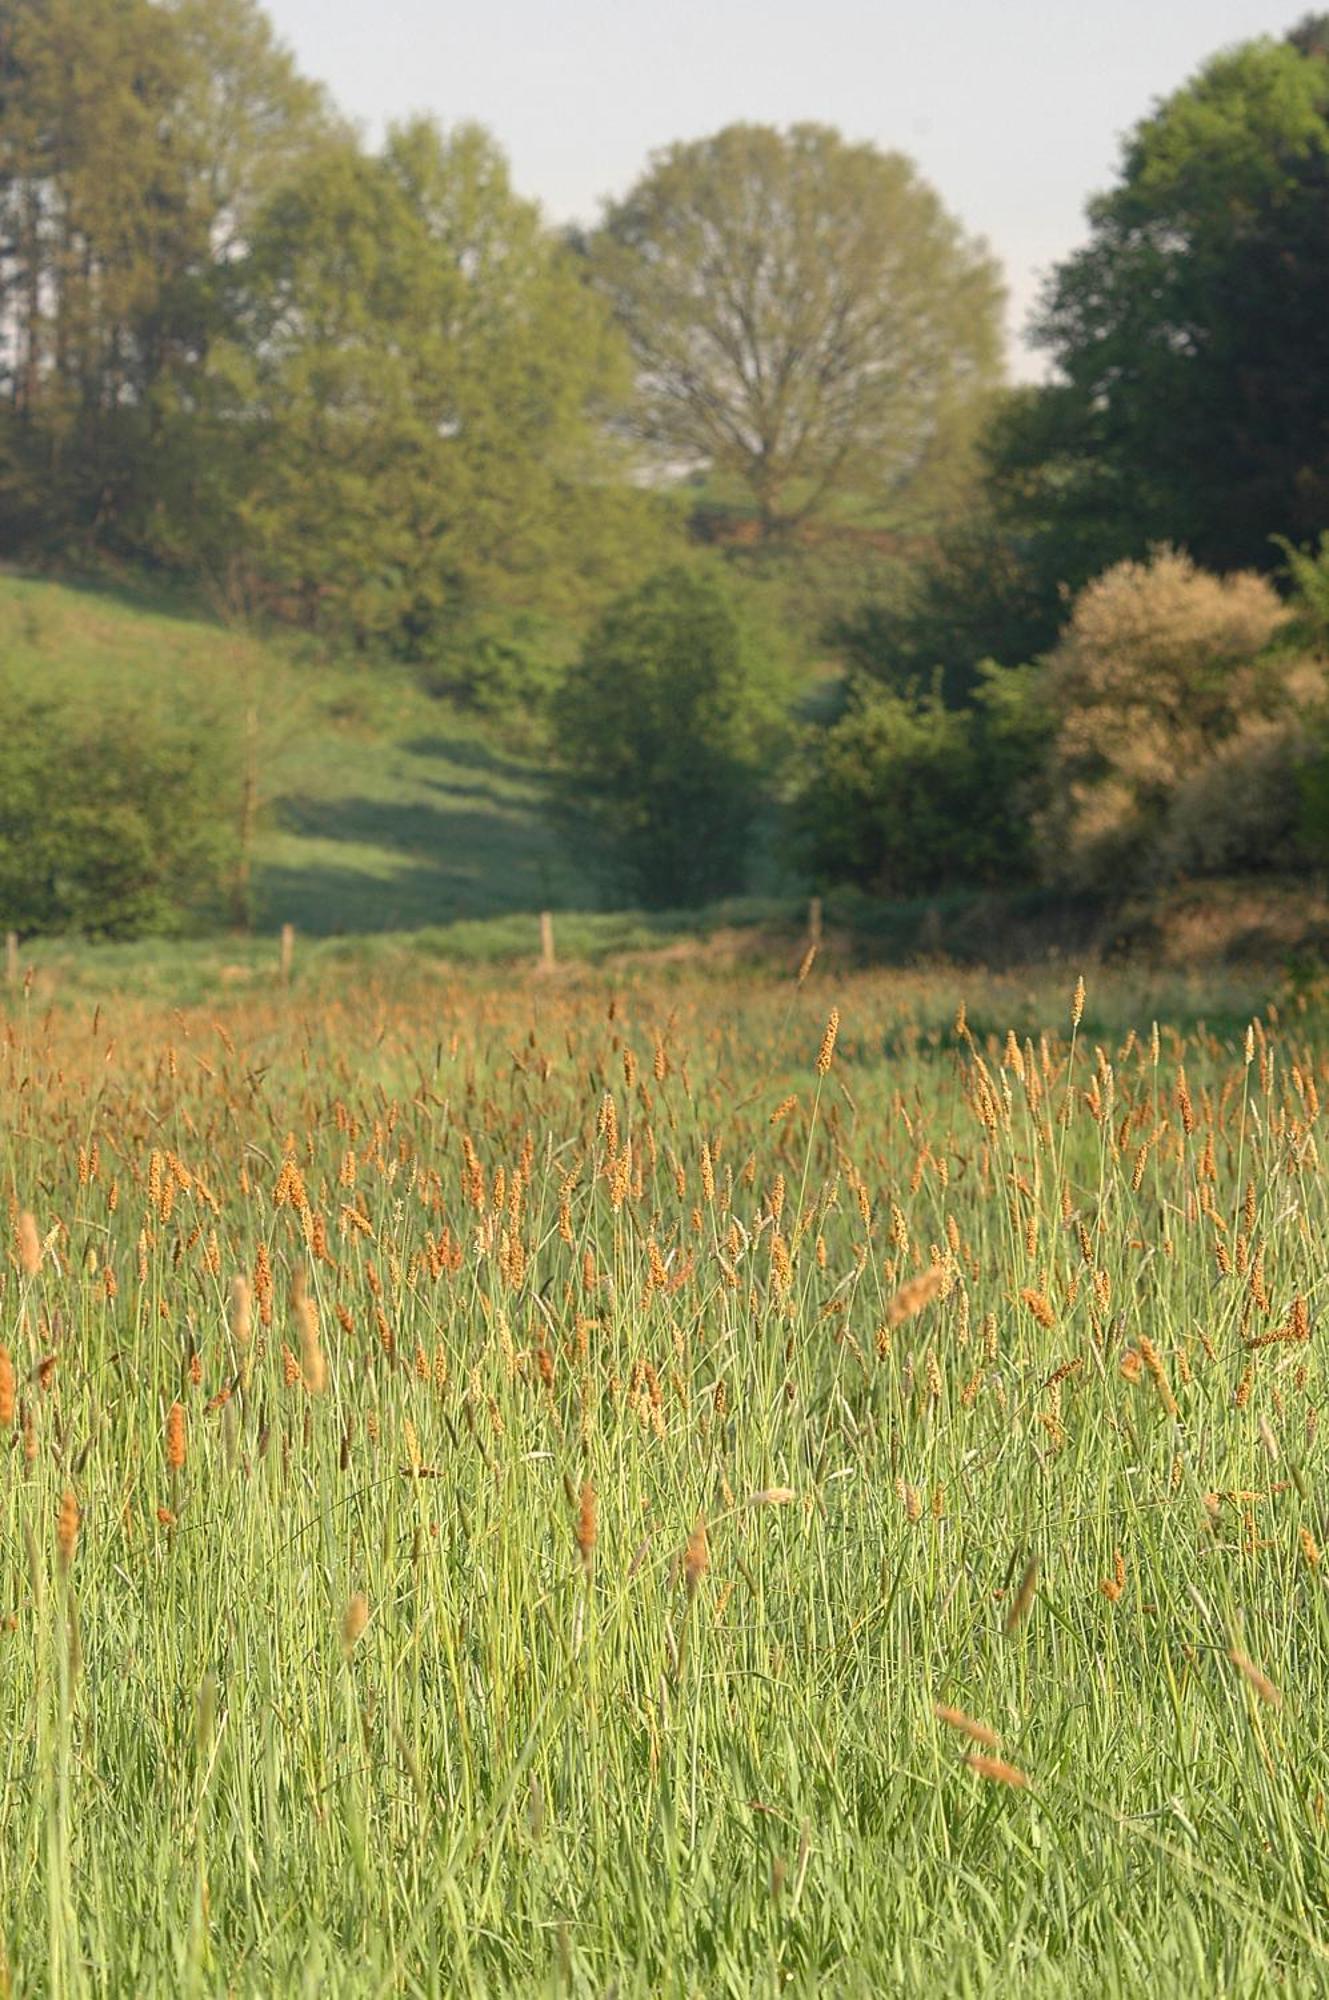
[551,565,788,907]
[1041,549,1322,892]
[794,663,1050,895]
[0,687,241,937]
[415,609,576,728]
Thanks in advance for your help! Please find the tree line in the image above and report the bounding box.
[2,0,1328,929]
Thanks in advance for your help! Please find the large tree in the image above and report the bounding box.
[1028,22,1329,575]
[221,119,665,646]
[0,0,335,551]
[590,123,1004,539]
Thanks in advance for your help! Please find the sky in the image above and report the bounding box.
[264,0,1307,377]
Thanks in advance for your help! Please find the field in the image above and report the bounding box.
[3,953,1329,1996]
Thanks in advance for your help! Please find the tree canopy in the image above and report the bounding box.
[553,564,789,906]
[0,3,671,655]
[591,123,1004,539]
[1027,24,1329,575]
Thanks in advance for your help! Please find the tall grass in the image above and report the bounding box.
[2,964,1329,1995]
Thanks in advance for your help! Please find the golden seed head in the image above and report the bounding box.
[1228,1648,1281,1708]
[965,1753,1027,1788]
[229,1274,252,1348]
[342,1592,369,1652]
[815,1008,840,1078]
[297,1295,327,1395]
[57,1489,79,1569]
[887,1265,946,1328]
[684,1517,710,1595]
[576,1479,598,1570]
[934,1703,1000,1749]
[166,1400,187,1472]
[16,1210,41,1277]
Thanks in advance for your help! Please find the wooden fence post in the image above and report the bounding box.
[5,932,16,990]
[539,911,556,972]
[808,896,823,946]
[280,922,295,984]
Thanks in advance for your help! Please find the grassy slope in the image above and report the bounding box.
[6,571,1327,1011]
[0,571,596,936]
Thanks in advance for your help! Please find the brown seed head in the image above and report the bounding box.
[166,1400,187,1472]
[815,1008,840,1078]
[887,1265,946,1328]
[684,1517,710,1596]
[297,1295,327,1395]
[934,1703,1000,1749]
[57,1489,79,1569]
[965,1753,1027,1788]
[1228,1648,1281,1708]
[229,1275,252,1349]
[16,1211,41,1277]
[342,1592,369,1653]
[576,1479,597,1572]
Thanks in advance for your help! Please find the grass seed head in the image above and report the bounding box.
[342,1592,369,1653]
[57,1489,79,1570]
[166,1400,187,1472]
[965,1753,1027,1788]
[1228,1648,1281,1708]
[16,1211,41,1277]
[934,1703,1000,1749]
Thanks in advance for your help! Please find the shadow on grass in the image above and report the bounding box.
[255,796,576,936]
[14,563,225,632]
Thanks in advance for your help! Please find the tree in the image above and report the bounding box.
[552,565,788,906]
[0,0,336,555]
[1040,550,1323,890]
[590,123,1004,539]
[1028,26,1329,575]
[221,119,669,651]
[0,678,240,936]
[0,0,197,542]
[793,664,1049,895]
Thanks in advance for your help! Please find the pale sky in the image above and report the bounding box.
[264,0,1308,377]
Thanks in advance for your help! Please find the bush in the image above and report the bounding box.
[0,688,241,938]
[412,609,577,724]
[1041,549,1322,892]
[551,564,789,907]
[794,663,1050,895]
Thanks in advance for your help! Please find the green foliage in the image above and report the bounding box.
[215,118,670,653]
[794,664,1050,895]
[0,6,670,675]
[413,608,580,733]
[1278,531,1329,652]
[1025,28,1329,576]
[553,564,790,907]
[825,24,1329,725]
[0,0,336,554]
[0,682,240,936]
[591,122,1003,539]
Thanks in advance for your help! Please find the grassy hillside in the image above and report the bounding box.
[0,571,597,935]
